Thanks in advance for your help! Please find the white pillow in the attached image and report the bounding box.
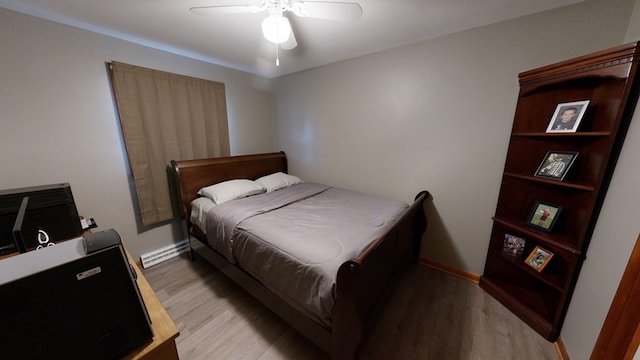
[197,179,266,204]
[190,197,216,233]
[255,172,303,192]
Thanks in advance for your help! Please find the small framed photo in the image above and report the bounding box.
[525,245,555,272]
[527,201,563,232]
[503,234,526,257]
[546,100,589,133]
[534,151,578,181]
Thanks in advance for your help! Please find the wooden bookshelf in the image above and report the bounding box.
[479,42,640,341]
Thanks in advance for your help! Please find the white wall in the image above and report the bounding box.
[274,0,633,272]
[273,0,637,357]
[0,8,275,260]
[562,1,640,358]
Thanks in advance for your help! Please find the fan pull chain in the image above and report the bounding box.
[275,14,280,67]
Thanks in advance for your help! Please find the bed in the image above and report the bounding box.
[170,151,429,359]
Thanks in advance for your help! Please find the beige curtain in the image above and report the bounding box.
[109,61,230,228]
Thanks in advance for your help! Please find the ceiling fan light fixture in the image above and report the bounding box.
[261,14,291,44]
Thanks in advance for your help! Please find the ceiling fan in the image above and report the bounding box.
[190,0,363,66]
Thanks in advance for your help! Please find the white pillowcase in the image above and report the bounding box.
[197,179,266,204]
[190,197,216,233]
[255,172,303,192]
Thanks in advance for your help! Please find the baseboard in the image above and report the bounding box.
[419,257,480,283]
[554,337,570,360]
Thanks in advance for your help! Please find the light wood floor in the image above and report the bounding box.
[142,254,558,360]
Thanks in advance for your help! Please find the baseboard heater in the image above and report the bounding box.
[140,240,189,268]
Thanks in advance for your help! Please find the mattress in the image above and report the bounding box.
[197,182,408,327]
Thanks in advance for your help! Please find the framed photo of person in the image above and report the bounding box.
[534,151,578,181]
[526,201,563,232]
[503,234,526,257]
[546,100,589,133]
[525,246,555,272]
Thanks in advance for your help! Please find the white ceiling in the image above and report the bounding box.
[0,0,582,78]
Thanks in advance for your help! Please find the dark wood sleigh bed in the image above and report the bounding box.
[170,151,430,359]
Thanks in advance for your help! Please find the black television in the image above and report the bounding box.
[0,183,82,254]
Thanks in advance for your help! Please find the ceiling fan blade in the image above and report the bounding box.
[189,4,264,15]
[291,1,363,21]
[280,27,298,50]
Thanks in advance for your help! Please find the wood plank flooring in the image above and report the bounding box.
[142,254,558,360]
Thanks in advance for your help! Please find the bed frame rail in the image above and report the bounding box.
[333,191,429,359]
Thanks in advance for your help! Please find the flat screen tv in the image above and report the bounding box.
[0,183,82,254]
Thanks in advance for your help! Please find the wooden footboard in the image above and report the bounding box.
[333,191,429,359]
[170,152,429,359]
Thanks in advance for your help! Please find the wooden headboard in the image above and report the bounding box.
[169,151,288,221]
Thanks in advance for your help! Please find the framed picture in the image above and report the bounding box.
[546,100,589,133]
[525,246,555,272]
[534,151,578,181]
[503,234,526,257]
[527,201,563,232]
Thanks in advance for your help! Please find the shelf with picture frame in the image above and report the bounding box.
[489,231,574,292]
[488,246,570,293]
[503,136,609,187]
[479,42,640,341]
[492,217,580,255]
[492,179,595,250]
[503,172,595,191]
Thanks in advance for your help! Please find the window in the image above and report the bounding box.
[109,61,230,228]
